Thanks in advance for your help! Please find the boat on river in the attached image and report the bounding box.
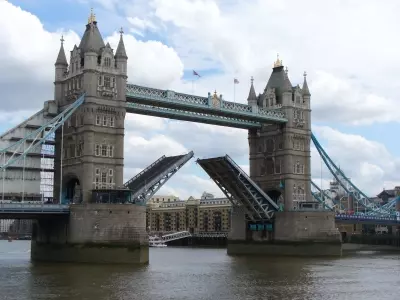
[149,235,167,247]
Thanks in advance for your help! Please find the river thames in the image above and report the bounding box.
[0,241,398,300]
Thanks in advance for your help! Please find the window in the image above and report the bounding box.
[112,77,116,88]
[275,159,281,174]
[104,57,111,67]
[98,75,102,86]
[101,144,107,156]
[96,168,100,176]
[109,116,115,127]
[266,139,274,153]
[109,146,114,157]
[102,116,107,126]
[101,172,107,183]
[109,169,113,176]
[293,161,304,174]
[95,177,100,189]
[77,142,83,156]
[95,145,100,156]
[104,76,111,88]
[69,144,76,158]
[96,115,101,126]
[278,139,283,150]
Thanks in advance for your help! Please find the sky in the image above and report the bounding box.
[1,0,399,200]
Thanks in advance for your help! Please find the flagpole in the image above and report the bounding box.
[233,81,236,102]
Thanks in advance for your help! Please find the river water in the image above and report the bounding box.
[0,241,398,300]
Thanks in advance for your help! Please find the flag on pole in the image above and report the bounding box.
[234,78,239,84]
[193,70,201,77]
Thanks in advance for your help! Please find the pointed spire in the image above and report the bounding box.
[302,71,311,96]
[55,35,68,66]
[88,8,96,25]
[247,76,257,101]
[79,8,105,55]
[283,66,292,92]
[115,27,128,59]
[273,53,283,68]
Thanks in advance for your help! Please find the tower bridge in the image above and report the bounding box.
[0,12,398,263]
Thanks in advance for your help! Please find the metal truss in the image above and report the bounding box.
[126,102,263,129]
[197,155,279,221]
[161,231,192,242]
[335,214,399,226]
[124,155,166,187]
[0,94,85,170]
[311,133,393,216]
[124,151,194,203]
[126,84,287,123]
[311,181,343,211]
[193,232,228,238]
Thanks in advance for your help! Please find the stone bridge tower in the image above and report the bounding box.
[247,57,312,210]
[53,12,127,203]
[31,12,148,264]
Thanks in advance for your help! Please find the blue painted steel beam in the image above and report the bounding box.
[335,214,399,226]
[126,102,263,129]
[126,84,287,123]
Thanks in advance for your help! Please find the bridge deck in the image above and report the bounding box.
[125,84,288,126]
[197,155,279,221]
[124,151,194,203]
[0,203,69,219]
[126,103,263,129]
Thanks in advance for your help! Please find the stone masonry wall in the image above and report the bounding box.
[68,204,148,246]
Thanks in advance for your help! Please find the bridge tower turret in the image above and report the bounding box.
[248,56,312,210]
[32,11,148,265]
[53,11,127,204]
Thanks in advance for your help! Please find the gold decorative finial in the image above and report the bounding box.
[214,90,217,96]
[303,71,307,78]
[119,27,124,36]
[60,35,65,45]
[88,8,96,24]
[273,53,283,68]
[251,76,254,84]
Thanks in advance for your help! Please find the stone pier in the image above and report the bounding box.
[31,204,149,264]
[227,207,342,256]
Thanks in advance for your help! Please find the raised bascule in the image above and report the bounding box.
[0,12,398,263]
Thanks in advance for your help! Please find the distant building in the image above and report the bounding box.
[146,192,231,234]
[376,186,400,204]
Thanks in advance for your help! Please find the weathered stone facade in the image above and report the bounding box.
[227,59,342,256]
[31,13,149,265]
[247,60,312,210]
[31,204,149,264]
[53,16,127,204]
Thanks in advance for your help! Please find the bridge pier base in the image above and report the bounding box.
[31,204,149,264]
[227,208,342,257]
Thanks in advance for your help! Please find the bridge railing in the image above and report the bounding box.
[0,203,70,212]
[335,214,399,222]
[126,84,287,121]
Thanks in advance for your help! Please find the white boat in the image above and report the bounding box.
[149,235,167,247]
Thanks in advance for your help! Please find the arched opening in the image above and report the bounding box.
[266,189,281,204]
[63,176,81,204]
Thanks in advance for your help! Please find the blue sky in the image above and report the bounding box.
[1,0,400,198]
